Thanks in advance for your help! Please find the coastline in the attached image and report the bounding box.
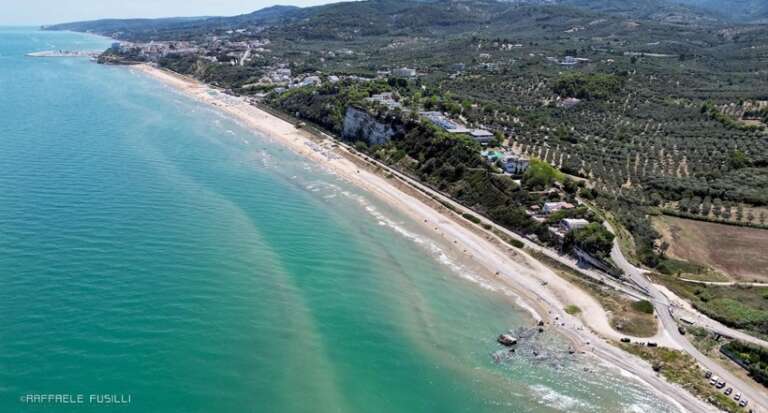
[130,63,715,412]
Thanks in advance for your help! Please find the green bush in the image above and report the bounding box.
[721,341,768,386]
[631,300,654,314]
[462,213,482,224]
[565,305,582,315]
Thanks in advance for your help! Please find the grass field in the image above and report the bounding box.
[654,215,768,282]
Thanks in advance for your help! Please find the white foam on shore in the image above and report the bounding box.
[622,402,654,413]
[341,190,503,293]
[530,384,593,411]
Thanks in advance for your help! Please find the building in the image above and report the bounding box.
[559,97,581,109]
[543,202,575,215]
[503,154,529,175]
[420,112,470,133]
[365,92,401,110]
[294,76,321,88]
[470,129,494,145]
[393,67,417,78]
[560,218,589,233]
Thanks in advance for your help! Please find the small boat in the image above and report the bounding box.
[497,334,518,347]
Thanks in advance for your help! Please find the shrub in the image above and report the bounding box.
[631,300,654,314]
[565,305,582,315]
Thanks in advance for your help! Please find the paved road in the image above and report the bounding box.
[609,233,768,412]
[661,288,768,350]
[317,135,751,412]
[342,147,716,412]
[676,305,768,349]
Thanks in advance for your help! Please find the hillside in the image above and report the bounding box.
[46,0,768,292]
[672,0,768,22]
[45,0,730,42]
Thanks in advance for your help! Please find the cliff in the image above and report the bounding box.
[341,106,402,146]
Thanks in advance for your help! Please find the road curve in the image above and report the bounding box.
[608,230,768,412]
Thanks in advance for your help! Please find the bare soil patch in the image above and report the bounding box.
[654,216,768,282]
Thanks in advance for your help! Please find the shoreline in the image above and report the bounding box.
[130,63,715,412]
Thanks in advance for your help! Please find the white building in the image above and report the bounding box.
[393,67,417,77]
[560,218,590,232]
[470,129,495,145]
[543,202,575,215]
[503,154,529,175]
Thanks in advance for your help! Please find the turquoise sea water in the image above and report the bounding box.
[0,29,679,413]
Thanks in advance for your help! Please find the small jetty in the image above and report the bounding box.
[26,50,101,58]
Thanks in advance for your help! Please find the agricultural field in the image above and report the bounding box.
[653,215,768,282]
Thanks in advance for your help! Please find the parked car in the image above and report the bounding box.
[704,371,712,379]
[739,399,748,408]
[724,387,732,396]
[734,392,741,401]
[716,380,726,389]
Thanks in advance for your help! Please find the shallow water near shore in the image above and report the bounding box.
[0,28,680,412]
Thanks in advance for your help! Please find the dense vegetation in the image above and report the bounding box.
[720,341,768,387]
[564,222,616,257]
[552,73,625,100]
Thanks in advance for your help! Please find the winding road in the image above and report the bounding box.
[609,229,768,412]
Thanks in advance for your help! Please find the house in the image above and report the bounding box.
[559,97,581,109]
[560,218,589,233]
[421,112,470,133]
[503,154,529,175]
[295,76,321,88]
[393,67,417,77]
[543,202,575,214]
[450,63,466,72]
[470,129,494,145]
[365,92,401,110]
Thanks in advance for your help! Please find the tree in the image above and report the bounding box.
[523,159,563,190]
[728,150,751,170]
[565,223,615,258]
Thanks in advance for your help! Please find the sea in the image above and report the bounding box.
[0,28,680,413]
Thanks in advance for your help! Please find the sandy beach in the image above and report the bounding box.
[131,63,715,412]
